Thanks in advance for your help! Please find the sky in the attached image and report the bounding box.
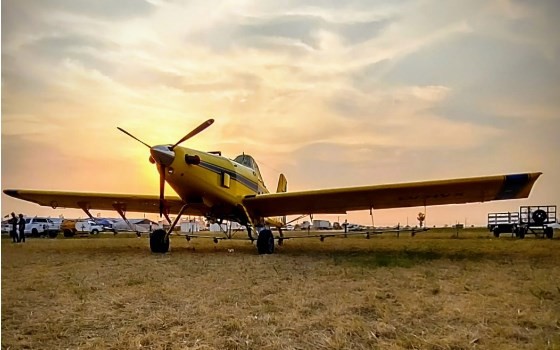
[1,0,559,226]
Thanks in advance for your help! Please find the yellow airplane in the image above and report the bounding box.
[3,119,542,254]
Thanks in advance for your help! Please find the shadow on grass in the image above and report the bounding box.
[274,244,559,268]
[4,236,558,269]
[327,249,480,269]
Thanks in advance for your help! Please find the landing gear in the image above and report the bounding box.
[150,229,169,253]
[256,229,274,255]
[150,204,189,253]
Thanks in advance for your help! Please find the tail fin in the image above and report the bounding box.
[276,174,287,193]
[276,174,287,225]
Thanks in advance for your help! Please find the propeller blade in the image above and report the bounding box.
[117,127,151,148]
[159,165,165,218]
[170,119,214,150]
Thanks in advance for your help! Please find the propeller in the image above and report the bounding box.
[117,127,151,148]
[159,164,166,217]
[170,119,214,150]
[117,119,214,218]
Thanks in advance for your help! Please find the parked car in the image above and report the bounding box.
[1,220,12,234]
[61,219,104,237]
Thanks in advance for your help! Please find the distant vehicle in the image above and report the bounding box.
[112,218,154,234]
[284,224,295,231]
[488,205,557,239]
[312,219,331,230]
[347,224,364,231]
[1,220,12,234]
[61,219,104,237]
[300,221,311,230]
[23,217,59,238]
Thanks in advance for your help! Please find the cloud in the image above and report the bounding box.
[2,0,559,225]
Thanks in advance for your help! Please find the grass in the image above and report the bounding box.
[2,229,560,349]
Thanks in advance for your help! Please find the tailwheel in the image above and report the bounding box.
[256,229,274,254]
[150,229,170,253]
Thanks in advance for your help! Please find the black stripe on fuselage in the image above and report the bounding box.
[198,161,259,192]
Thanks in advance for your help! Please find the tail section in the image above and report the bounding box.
[276,174,287,225]
[276,174,287,193]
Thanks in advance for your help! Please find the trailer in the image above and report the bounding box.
[312,220,331,230]
[517,205,556,239]
[487,212,520,237]
[487,205,556,239]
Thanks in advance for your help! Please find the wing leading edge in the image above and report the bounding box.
[2,190,192,215]
[242,172,542,217]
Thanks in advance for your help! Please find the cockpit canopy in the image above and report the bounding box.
[233,154,256,169]
[233,154,264,182]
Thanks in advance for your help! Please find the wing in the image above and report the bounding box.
[2,190,197,215]
[242,173,542,217]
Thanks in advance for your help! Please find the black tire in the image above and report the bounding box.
[150,229,169,253]
[518,227,526,239]
[532,209,547,225]
[256,229,274,254]
[91,229,99,235]
[63,229,75,238]
[31,228,39,237]
[544,227,554,239]
[48,231,58,238]
[493,227,501,238]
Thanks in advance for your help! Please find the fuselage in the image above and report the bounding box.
[159,145,268,222]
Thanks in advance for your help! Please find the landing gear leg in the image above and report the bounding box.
[238,204,256,242]
[150,204,188,253]
[278,228,284,246]
[247,225,254,242]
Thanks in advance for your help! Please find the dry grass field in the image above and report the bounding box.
[2,229,560,350]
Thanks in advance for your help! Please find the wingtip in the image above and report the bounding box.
[3,189,18,198]
[496,172,543,200]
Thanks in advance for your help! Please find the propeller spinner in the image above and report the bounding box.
[117,119,214,217]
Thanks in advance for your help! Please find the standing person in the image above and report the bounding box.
[18,213,26,243]
[10,212,18,243]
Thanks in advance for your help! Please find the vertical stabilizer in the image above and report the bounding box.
[276,174,287,193]
[276,174,287,225]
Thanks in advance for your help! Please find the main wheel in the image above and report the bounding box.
[31,228,39,237]
[91,229,99,235]
[150,229,169,253]
[544,227,554,239]
[256,229,274,254]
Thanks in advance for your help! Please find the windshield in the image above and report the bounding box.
[233,154,255,169]
[233,154,265,185]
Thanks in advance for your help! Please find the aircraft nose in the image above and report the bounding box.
[150,145,175,167]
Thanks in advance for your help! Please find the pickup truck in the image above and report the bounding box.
[24,217,60,238]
